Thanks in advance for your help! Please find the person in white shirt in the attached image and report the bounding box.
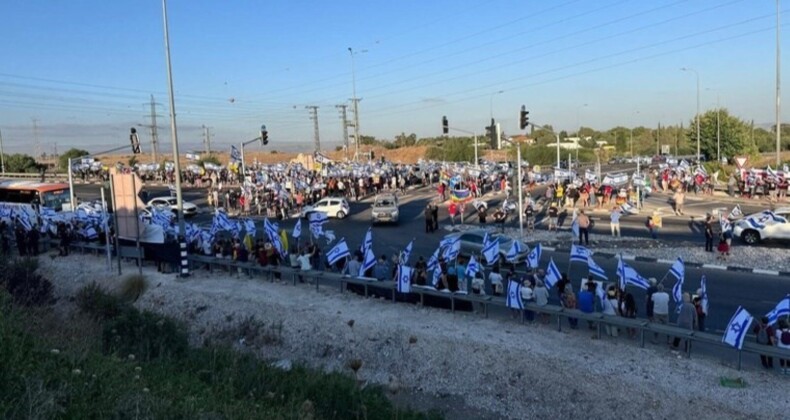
[651,283,671,344]
[610,207,622,237]
[601,286,619,337]
[488,267,504,296]
[296,250,312,271]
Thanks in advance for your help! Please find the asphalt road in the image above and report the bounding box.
[71,182,790,333]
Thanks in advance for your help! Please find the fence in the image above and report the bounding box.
[185,253,790,372]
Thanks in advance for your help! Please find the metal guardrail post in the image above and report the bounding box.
[737,350,742,370]
[596,321,602,339]
[557,313,562,332]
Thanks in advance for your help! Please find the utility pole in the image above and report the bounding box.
[0,128,5,174]
[31,118,40,159]
[776,0,782,166]
[148,95,160,163]
[202,125,212,154]
[336,104,349,159]
[350,98,361,159]
[656,122,661,156]
[306,105,320,152]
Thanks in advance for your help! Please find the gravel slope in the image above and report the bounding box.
[40,255,788,420]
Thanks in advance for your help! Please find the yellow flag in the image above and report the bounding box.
[280,229,289,253]
[243,234,253,252]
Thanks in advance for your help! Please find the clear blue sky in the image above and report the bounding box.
[0,0,786,156]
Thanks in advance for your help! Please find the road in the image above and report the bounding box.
[71,181,790,333]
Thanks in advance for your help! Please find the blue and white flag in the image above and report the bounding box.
[766,294,790,326]
[571,218,579,238]
[432,265,442,288]
[309,212,329,226]
[244,219,256,238]
[482,235,500,266]
[506,280,523,310]
[427,247,440,272]
[230,145,242,163]
[292,218,302,239]
[84,227,98,240]
[544,258,561,289]
[360,227,373,254]
[672,274,684,306]
[722,306,753,350]
[527,243,541,269]
[728,204,743,219]
[668,257,684,282]
[587,256,607,280]
[263,218,279,241]
[570,244,591,263]
[443,236,461,261]
[465,255,481,278]
[396,265,413,293]
[719,217,731,233]
[616,255,650,290]
[505,240,525,264]
[699,275,709,316]
[326,239,350,265]
[360,248,376,277]
[400,240,414,265]
[211,210,233,233]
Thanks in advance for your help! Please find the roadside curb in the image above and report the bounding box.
[539,245,790,278]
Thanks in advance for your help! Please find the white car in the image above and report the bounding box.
[371,194,399,224]
[302,197,350,219]
[147,197,199,217]
[732,207,790,245]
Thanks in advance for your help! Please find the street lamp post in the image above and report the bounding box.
[681,67,701,162]
[777,0,782,166]
[161,0,188,277]
[500,137,524,238]
[348,48,367,161]
[575,103,588,162]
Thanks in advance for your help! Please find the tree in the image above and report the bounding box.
[686,109,751,161]
[197,154,221,167]
[5,154,40,173]
[58,148,89,171]
[425,137,474,162]
[393,132,417,148]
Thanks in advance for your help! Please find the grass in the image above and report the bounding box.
[0,285,442,420]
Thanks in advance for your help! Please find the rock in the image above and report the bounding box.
[273,359,292,371]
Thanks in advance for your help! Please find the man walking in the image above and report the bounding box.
[704,213,714,252]
[673,189,685,216]
[610,206,621,237]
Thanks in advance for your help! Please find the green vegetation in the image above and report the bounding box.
[197,153,221,167]
[4,153,41,173]
[0,265,441,419]
[58,148,90,171]
[425,136,476,162]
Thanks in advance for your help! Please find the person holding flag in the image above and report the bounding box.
[722,306,754,351]
[672,292,697,351]
[527,243,542,271]
[396,265,413,294]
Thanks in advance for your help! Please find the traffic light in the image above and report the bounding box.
[487,118,497,149]
[442,116,449,135]
[519,106,529,130]
[129,127,141,154]
[260,124,269,146]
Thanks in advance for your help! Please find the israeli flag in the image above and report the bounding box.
[443,237,461,261]
[292,218,302,239]
[620,201,634,214]
[230,145,242,163]
[700,275,709,316]
[360,248,376,277]
[506,240,525,264]
[506,280,524,310]
[544,258,561,289]
[263,218,279,240]
[745,217,766,230]
[729,204,743,219]
[244,219,256,238]
[527,243,541,269]
[309,212,329,226]
[668,257,684,282]
[571,218,579,238]
[400,240,414,265]
[427,247,440,272]
[570,244,591,263]
[396,265,413,294]
[722,306,753,350]
[309,221,324,239]
[719,217,732,233]
[17,211,33,231]
[694,165,708,177]
[326,239,350,265]
[765,294,790,326]
[84,227,98,240]
[359,227,373,254]
[212,210,233,233]
[465,255,481,278]
[672,274,684,306]
[616,255,650,290]
[587,256,607,280]
[323,230,336,243]
[482,235,500,266]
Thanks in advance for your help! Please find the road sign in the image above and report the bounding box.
[734,156,748,169]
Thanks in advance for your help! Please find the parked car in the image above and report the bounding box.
[147,197,198,217]
[371,194,399,224]
[732,207,790,245]
[301,197,350,219]
[442,230,529,263]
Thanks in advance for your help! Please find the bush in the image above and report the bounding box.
[76,282,130,321]
[0,257,54,307]
[118,274,148,302]
[102,309,188,362]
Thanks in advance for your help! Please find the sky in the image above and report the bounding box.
[0,0,786,158]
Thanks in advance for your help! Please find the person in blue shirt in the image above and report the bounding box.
[373,255,390,281]
[454,258,467,293]
[578,277,596,329]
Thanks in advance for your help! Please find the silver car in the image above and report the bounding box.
[371,194,399,224]
[442,229,529,263]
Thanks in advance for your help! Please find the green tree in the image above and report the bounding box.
[197,154,221,167]
[58,148,90,171]
[128,155,138,167]
[5,154,40,173]
[686,109,751,161]
[393,132,417,148]
[425,137,474,162]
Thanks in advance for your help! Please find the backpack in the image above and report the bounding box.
[756,325,770,344]
[782,329,790,346]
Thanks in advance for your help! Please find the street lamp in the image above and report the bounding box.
[575,103,588,162]
[499,136,524,238]
[681,67,701,162]
[489,90,504,121]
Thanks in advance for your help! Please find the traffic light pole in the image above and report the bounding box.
[67,144,129,211]
[239,136,264,184]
